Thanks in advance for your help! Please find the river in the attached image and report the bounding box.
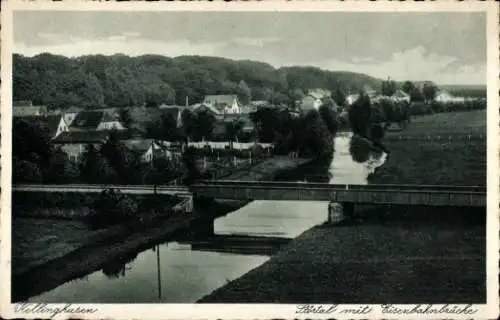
[27,132,386,303]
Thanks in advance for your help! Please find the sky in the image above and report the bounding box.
[13,11,487,85]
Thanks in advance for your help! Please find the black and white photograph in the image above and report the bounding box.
[1,1,498,319]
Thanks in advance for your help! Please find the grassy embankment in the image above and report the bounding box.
[12,155,311,301]
[369,110,487,186]
[199,111,487,304]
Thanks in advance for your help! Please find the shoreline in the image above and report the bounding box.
[12,155,313,302]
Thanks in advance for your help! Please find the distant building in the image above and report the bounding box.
[307,88,331,99]
[391,90,411,103]
[191,103,224,120]
[62,106,83,126]
[13,100,47,117]
[70,111,125,132]
[16,114,69,140]
[122,139,180,163]
[52,130,110,163]
[435,90,465,103]
[299,95,323,111]
[203,95,241,114]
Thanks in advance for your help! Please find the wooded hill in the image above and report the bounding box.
[13,53,386,109]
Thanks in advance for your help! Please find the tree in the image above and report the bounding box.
[332,87,346,106]
[148,112,179,141]
[297,110,335,160]
[181,109,198,141]
[318,103,339,136]
[225,120,245,142]
[79,144,117,183]
[422,82,438,103]
[194,109,216,141]
[349,135,372,163]
[13,158,43,183]
[100,132,140,183]
[82,73,105,107]
[236,80,252,105]
[44,148,78,183]
[401,80,415,95]
[348,92,372,136]
[409,87,424,102]
[119,108,133,129]
[381,79,397,96]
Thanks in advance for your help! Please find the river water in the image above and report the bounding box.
[27,133,386,303]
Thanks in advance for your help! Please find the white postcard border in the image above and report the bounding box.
[1,1,498,319]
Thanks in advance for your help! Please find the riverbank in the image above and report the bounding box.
[12,155,312,301]
[199,206,486,303]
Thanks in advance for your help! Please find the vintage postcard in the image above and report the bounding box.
[1,0,498,319]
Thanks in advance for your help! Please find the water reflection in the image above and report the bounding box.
[102,252,138,279]
[27,132,388,303]
[349,135,372,163]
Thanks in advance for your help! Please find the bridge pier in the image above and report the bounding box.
[192,196,216,237]
[328,202,355,224]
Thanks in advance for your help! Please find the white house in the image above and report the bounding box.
[63,106,83,126]
[435,91,465,103]
[19,114,69,140]
[70,111,125,132]
[391,90,411,103]
[299,95,322,111]
[203,95,241,114]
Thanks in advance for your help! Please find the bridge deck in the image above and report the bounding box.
[191,181,486,207]
[13,181,487,207]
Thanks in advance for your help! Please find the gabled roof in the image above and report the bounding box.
[70,111,105,130]
[65,106,83,113]
[17,115,64,138]
[392,90,410,98]
[13,100,33,107]
[158,104,185,110]
[52,130,110,144]
[203,95,238,106]
[192,103,223,115]
[122,139,154,153]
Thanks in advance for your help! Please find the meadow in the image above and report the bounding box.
[369,110,487,186]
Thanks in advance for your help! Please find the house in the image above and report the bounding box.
[62,106,83,125]
[13,100,47,117]
[240,104,259,114]
[435,90,465,103]
[308,88,331,99]
[52,130,110,163]
[299,95,323,111]
[391,90,411,103]
[346,89,379,106]
[191,103,224,120]
[203,95,241,114]
[17,114,69,140]
[122,139,180,163]
[70,111,125,132]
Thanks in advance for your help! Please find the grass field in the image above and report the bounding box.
[369,110,487,186]
[200,206,485,303]
[11,218,124,276]
[386,110,486,137]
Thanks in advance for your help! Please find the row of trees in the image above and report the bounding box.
[381,78,439,103]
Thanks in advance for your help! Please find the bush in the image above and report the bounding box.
[89,189,139,228]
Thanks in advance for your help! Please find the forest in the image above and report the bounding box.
[13,53,386,109]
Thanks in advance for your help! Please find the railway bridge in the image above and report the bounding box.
[14,180,487,234]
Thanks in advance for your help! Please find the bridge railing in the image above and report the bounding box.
[193,180,487,193]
